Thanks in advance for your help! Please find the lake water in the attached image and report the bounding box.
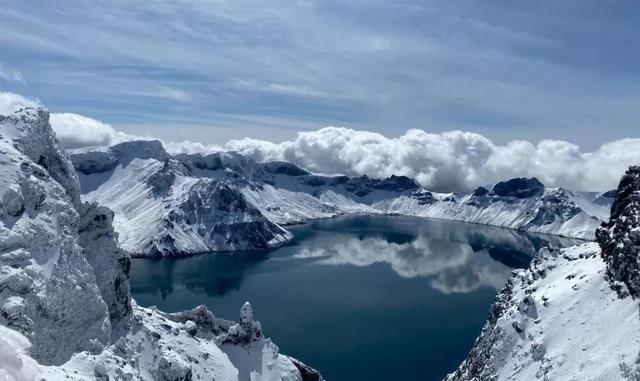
[130,215,583,381]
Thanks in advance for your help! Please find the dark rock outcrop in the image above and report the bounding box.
[262,161,310,176]
[492,177,544,199]
[72,150,119,175]
[79,203,133,336]
[472,186,490,197]
[596,165,640,298]
[150,180,289,255]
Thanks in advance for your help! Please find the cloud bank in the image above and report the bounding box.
[223,127,640,192]
[49,113,136,149]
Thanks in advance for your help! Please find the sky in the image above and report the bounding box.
[1,0,639,149]
[1,1,640,192]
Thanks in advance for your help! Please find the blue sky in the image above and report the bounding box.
[1,0,639,148]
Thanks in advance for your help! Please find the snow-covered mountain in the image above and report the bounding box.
[70,140,614,256]
[71,142,290,256]
[0,108,323,381]
[446,167,640,381]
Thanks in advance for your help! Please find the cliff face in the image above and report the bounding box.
[596,165,640,298]
[446,166,640,381]
[71,143,290,257]
[0,108,322,381]
[0,108,116,364]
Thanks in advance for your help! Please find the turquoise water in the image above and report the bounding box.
[130,215,582,381]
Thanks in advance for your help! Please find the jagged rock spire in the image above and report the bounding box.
[221,302,263,346]
[596,165,640,298]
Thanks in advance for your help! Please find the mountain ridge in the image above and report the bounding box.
[70,139,614,257]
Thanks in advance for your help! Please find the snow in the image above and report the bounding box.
[0,325,42,381]
[41,303,308,381]
[375,188,606,240]
[447,243,640,381]
[77,151,290,256]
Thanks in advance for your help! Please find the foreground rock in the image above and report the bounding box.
[0,108,323,381]
[446,166,640,381]
[70,141,614,256]
[596,165,640,298]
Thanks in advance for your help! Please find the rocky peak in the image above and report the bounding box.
[70,140,169,176]
[262,161,310,176]
[221,302,263,345]
[176,151,260,178]
[596,165,640,298]
[70,149,119,175]
[4,107,81,208]
[492,177,545,199]
[110,139,168,164]
[472,186,490,197]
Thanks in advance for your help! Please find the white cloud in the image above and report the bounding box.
[224,127,640,192]
[162,139,222,154]
[146,86,193,103]
[232,78,360,100]
[0,91,40,115]
[49,113,138,149]
[0,62,25,84]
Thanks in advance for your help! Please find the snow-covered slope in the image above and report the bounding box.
[446,167,640,381]
[0,108,323,381]
[70,143,613,256]
[72,142,290,256]
[376,180,611,239]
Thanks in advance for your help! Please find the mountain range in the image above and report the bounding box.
[70,140,614,257]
